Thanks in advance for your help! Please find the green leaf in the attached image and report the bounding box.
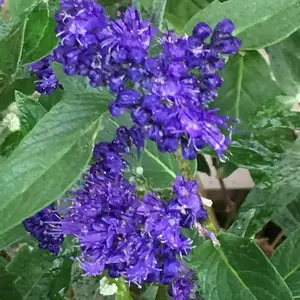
[232,137,300,237]
[0,91,111,235]
[212,51,281,125]
[267,30,300,96]
[0,19,27,76]
[7,245,55,299]
[0,131,23,157]
[150,0,167,28]
[197,154,211,175]
[0,263,22,300]
[190,233,293,300]
[164,0,210,31]
[72,262,100,300]
[0,18,12,41]
[39,89,64,111]
[16,91,47,135]
[21,0,59,64]
[0,224,27,250]
[0,76,36,112]
[271,227,300,298]
[247,98,300,131]
[273,195,300,234]
[184,0,300,49]
[141,286,158,300]
[8,0,39,20]
[7,244,73,300]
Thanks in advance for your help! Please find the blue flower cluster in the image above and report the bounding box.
[23,204,64,255]
[31,0,241,159]
[61,125,206,296]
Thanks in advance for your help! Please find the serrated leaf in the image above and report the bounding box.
[271,227,300,298]
[212,51,281,125]
[267,30,300,97]
[190,233,293,300]
[184,0,300,49]
[0,91,111,235]
[16,91,47,135]
[0,224,27,250]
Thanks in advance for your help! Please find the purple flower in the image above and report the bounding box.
[23,204,64,255]
[30,0,241,159]
[59,126,206,288]
[169,272,195,300]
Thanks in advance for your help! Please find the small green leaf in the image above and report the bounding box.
[212,51,281,125]
[267,30,300,96]
[0,224,27,250]
[190,233,294,300]
[197,154,211,176]
[16,91,47,135]
[272,227,300,298]
[184,0,300,49]
[21,0,59,64]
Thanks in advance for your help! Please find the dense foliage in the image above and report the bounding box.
[1,0,300,299]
